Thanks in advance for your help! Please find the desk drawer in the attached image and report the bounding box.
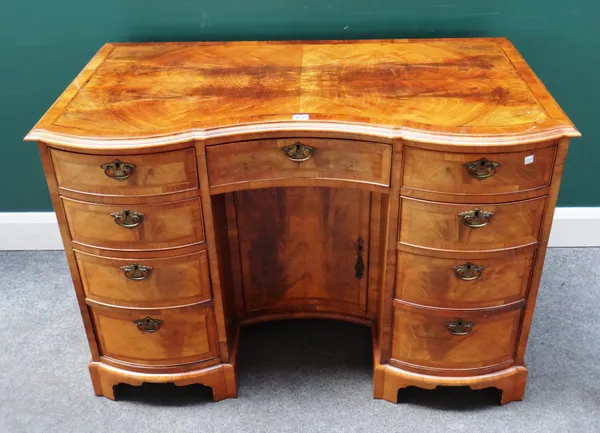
[90,303,219,366]
[206,138,392,189]
[399,197,545,251]
[392,305,521,370]
[50,148,198,196]
[395,250,533,309]
[62,197,204,250]
[402,146,555,195]
[75,250,212,307]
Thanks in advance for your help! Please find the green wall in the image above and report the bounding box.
[1,0,597,211]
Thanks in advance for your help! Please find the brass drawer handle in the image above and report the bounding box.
[458,208,494,228]
[101,159,136,181]
[282,142,315,162]
[464,157,500,180]
[452,262,484,281]
[446,319,474,336]
[134,316,163,333]
[111,209,144,229]
[121,264,152,281]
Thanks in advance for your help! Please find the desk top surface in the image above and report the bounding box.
[26,38,579,147]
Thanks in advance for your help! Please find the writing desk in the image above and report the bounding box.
[26,38,579,404]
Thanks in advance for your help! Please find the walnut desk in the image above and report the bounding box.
[26,39,579,405]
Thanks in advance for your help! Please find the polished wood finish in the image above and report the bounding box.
[391,304,522,371]
[399,196,546,251]
[196,142,234,363]
[75,249,212,307]
[89,361,237,401]
[374,364,527,405]
[89,302,219,366]
[402,145,556,196]
[62,197,205,250]
[37,142,102,363]
[25,39,578,146]
[235,187,371,317]
[26,39,579,405]
[514,138,570,366]
[50,148,199,196]
[206,138,392,192]
[395,250,533,309]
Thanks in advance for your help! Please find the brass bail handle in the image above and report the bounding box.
[282,142,315,162]
[445,319,474,336]
[134,316,163,333]
[458,208,494,228]
[121,264,152,281]
[111,209,144,229]
[464,157,500,180]
[101,159,136,181]
[452,262,484,281]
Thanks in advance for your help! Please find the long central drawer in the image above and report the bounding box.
[206,138,392,190]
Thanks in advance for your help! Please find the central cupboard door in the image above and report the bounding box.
[235,187,371,316]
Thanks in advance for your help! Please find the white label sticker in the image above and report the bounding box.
[524,155,534,165]
[292,113,309,120]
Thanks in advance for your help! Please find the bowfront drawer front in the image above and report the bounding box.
[395,251,534,308]
[399,197,546,251]
[402,145,556,196]
[206,138,392,190]
[90,303,219,366]
[391,306,522,371]
[62,197,204,250]
[75,250,212,307]
[50,148,199,196]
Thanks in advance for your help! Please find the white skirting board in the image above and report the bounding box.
[0,213,63,250]
[0,208,599,250]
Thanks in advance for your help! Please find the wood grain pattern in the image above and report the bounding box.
[50,147,199,196]
[391,304,522,371]
[37,143,102,361]
[24,39,579,147]
[366,193,383,318]
[395,250,533,309]
[374,364,527,405]
[235,187,370,316]
[89,361,237,401]
[402,145,556,195]
[210,193,240,358]
[378,145,404,363]
[62,197,205,250]
[399,196,546,251]
[224,193,246,320]
[514,138,571,365]
[98,355,221,375]
[195,141,234,363]
[58,188,201,206]
[75,249,212,307]
[300,41,544,128]
[89,303,219,366]
[206,138,392,192]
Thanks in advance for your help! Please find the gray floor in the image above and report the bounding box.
[0,250,599,433]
